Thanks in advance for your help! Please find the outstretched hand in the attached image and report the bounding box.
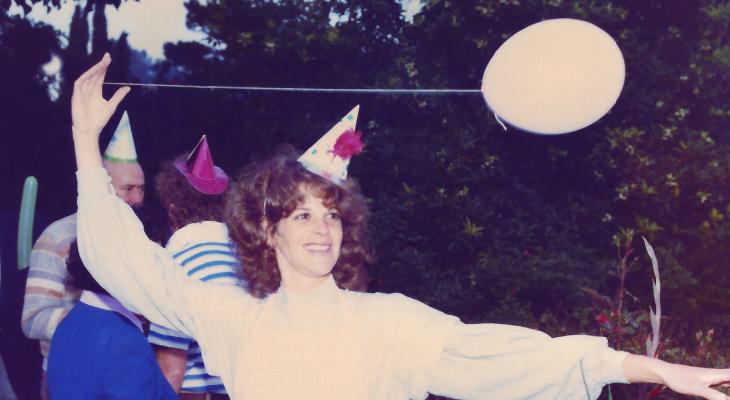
[71,53,130,141]
[658,362,729,400]
[623,355,729,400]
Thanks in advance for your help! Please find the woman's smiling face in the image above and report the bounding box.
[271,189,343,292]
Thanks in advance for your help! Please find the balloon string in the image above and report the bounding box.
[493,112,508,131]
[104,82,482,95]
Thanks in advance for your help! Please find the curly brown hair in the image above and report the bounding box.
[225,145,371,298]
[155,155,226,230]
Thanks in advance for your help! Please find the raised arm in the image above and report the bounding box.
[71,54,255,343]
[72,54,191,331]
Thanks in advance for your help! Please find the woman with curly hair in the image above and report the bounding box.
[71,55,730,400]
[226,144,369,299]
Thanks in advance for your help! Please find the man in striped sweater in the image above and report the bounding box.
[149,136,243,399]
[21,113,145,400]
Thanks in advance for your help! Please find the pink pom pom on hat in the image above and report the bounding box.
[174,135,229,195]
[298,105,365,184]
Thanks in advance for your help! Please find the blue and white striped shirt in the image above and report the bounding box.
[148,221,242,394]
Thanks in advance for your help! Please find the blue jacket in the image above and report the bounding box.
[48,302,177,399]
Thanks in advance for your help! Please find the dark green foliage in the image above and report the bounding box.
[2,0,130,13]
[0,12,66,217]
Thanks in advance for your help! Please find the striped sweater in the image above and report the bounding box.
[148,221,242,394]
[22,213,82,361]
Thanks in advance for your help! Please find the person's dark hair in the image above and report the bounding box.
[155,154,226,230]
[68,205,171,294]
[67,241,109,295]
[137,201,173,246]
[225,145,371,298]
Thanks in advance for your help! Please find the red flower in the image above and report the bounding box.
[332,129,365,160]
[595,313,609,325]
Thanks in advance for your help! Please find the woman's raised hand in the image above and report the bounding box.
[71,53,130,141]
[71,53,130,170]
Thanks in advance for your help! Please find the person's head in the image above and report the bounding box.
[155,154,226,230]
[68,205,170,294]
[225,145,371,298]
[134,202,173,246]
[67,240,109,295]
[103,160,145,208]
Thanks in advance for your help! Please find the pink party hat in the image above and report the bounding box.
[174,135,229,195]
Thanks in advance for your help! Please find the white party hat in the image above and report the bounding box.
[103,111,138,163]
[298,105,363,184]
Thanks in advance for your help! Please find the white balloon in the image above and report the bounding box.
[482,18,625,135]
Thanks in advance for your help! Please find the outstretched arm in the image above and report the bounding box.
[419,312,728,399]
[622,354,729,400]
